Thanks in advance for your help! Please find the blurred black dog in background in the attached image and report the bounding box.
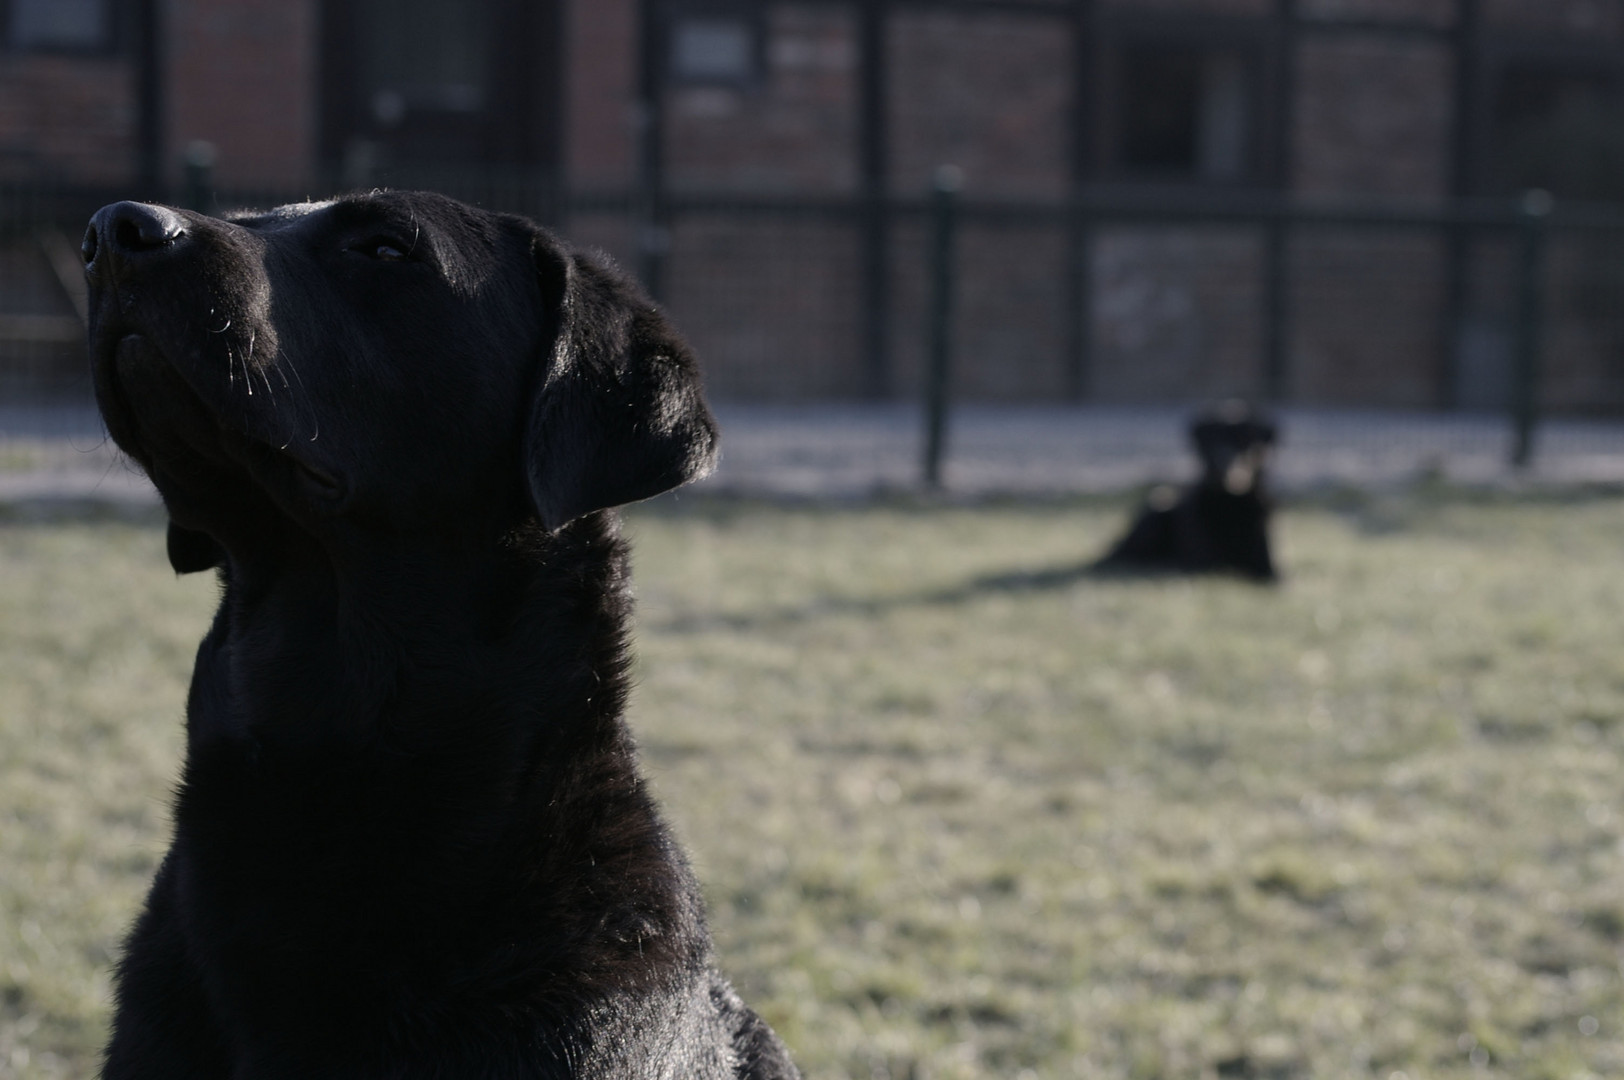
[1095,401,1279,582]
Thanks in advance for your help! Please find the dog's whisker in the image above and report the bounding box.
[279,354,320,442]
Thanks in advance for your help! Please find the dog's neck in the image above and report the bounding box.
[198,512,622,741]
[175,508,708,1003]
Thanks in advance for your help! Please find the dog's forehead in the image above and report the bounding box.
[230,193,500,246]
[226,192,512,294]
[224,200,338,228]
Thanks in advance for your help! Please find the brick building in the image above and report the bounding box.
[3,0,1624,408]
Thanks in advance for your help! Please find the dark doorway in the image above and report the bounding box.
[1489,63,1624,200]
[320,0,562,192]
[1111,42,1260,184]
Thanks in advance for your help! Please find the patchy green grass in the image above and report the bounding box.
[3,492,1624,1079]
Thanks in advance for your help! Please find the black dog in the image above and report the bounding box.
[1095,401,1279,581]
[84,191,798,1078]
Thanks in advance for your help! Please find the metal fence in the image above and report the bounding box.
[5,175,1624,497]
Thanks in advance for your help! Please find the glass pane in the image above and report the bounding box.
[1493,66,1624,198]
[672,18,753,81]
[1198,52,1250,180]
[10,0,107,49]
[1120,47,1201,172]
[358,0,490,115]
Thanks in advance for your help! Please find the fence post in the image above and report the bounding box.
[1063,191,1093,400]
[183,140,216,214]
[922,166,961,490]
[634,0,668,301]
[1262,212,1290,402]
[1510,188,1551,469]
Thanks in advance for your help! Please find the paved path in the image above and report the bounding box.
[5,402,1624,506]
[700,404,1624,496]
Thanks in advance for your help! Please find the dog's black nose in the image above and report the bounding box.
[84,201,188,273]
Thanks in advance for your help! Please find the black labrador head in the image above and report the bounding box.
[1188,400,1278,496]
[81,191,717,573]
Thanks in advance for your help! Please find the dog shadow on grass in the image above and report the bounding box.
[651,558,1267,635]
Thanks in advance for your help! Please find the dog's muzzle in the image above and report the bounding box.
[83,201,189,282]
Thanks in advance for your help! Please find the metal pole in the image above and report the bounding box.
[1440,0,1483,408]
[1263,0,1297,403]
[134,0,164,200]
[1065,199,1094,401]
[922,166,961,490]
[1262,218,1290,401]
[183,141,217,214]
[1510,189,1551,469]
[1065,0,1098,400]
[635,0,668,301]
[859,0,891,399]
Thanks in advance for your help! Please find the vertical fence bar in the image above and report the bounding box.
[1262,217,1290,401]
[1064,199,1093,400]
[134,0,165,200]
[1263,0,1297,403]
[1510,189,1551,468]
[183,141,216,214]
[635,0,668,301]
[1065,0,1097,400]
[858,0,891,399]
[1440,0,1483,408]
[921,166,961,490]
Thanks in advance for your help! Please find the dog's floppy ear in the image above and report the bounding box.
[523,232,719,532]
[167,520,224,574]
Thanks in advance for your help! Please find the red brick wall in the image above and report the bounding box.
[888,9,1069,199]
[1292,35,1453,199]
[1301,0,1453,23]
[1102,0,1271,15]
[1540,238,1624,411]
[1289,231,1447,407]
[558,0,1624,408]
[167,0,317,188]
[0,55,133,183]
[1089,229,1265,403]
[566,0,636,190]
[1485,0,1624,35]
[665,216,863,398]
[885,220,1073,400]
[665,5,858,195]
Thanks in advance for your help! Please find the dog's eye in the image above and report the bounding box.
[351,238,410,261]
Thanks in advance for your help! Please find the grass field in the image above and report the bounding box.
[2,491,1622,1079]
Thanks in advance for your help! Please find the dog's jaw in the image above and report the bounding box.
[92,330,207,475]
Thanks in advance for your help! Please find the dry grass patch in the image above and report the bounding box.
[2,492,1623,1079]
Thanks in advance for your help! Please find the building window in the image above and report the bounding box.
[1490,63,1624,199]
[7,0,110,51]
[359,0,490,124]
[668,5,761,86]
[1113,44,1258,183]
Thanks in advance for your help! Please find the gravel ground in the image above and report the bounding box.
[5,401,1624,506]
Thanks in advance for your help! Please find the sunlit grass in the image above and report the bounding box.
[3,491,1623,1079]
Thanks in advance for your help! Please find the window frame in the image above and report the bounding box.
[1477,38,1624,198]
[664,0,766,90]
[1096,14,1271,189]
[1,0,119,56]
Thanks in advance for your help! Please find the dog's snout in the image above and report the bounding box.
[84,201,188,274]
